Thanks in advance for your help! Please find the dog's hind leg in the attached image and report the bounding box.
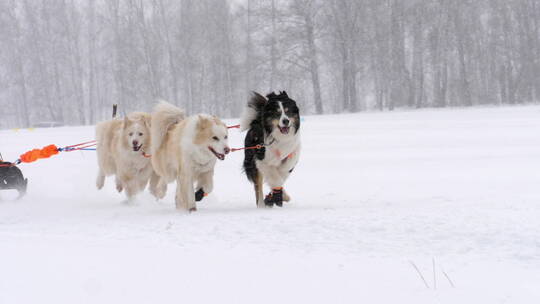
[96,170,105,190]
[115,176,123,193]
[149,172,166,200]
[158,178,168,199]
[254,171,264,208]
[175,179,183,210]
[283,190,291,202]
[176,172,196,211]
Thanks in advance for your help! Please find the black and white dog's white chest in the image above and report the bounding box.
[259,135,301,168]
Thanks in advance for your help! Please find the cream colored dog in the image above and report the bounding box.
[151,102,230,211]
[96,112,160,200]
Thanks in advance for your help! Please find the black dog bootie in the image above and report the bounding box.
[264,188,283,207]
[195,188,206,202]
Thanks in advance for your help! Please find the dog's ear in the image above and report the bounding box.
[197,115,211,130]
[143,114,151,130]
[266,92,277,99]
[281,91,288,98]
[123,116,132,129]
[194,115,212,145]
[211,115,225,128]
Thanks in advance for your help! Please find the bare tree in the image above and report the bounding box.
[0,0,539,128]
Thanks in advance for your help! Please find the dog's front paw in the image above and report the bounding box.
[195,188,206,202]
[156,189,166,200]
[264,188,283,207]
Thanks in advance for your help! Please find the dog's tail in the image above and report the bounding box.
[240,92,266,132]
[151,101,186,155]
[241,92,267,184]
[95,119,119,152]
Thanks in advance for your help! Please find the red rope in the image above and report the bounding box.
[64,140,97,149]
[62,143,97,152]
[230,144,263,153]
[0,140,97,167]
[227,124,262,152]
[3,123,245,165]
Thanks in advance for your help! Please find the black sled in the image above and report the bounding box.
[0,154,28,199]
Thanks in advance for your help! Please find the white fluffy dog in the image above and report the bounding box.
[96,112,159,200]
[150,102,230,211]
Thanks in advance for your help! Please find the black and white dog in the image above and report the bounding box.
[240,91,301,207]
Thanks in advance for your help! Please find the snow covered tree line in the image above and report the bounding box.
[0,0,539,128]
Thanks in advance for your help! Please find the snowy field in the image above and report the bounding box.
[1,105,540,304]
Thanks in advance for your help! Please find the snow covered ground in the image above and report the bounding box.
[1,105,540,304]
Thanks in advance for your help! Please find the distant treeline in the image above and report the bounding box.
[1,0,539,127]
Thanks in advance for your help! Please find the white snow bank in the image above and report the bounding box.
[1,105,539,303]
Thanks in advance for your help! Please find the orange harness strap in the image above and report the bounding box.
[274,149,295,161]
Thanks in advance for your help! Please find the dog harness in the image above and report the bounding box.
[274,149,295,161]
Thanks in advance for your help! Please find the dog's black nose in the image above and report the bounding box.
[132,140,139,146]
[224,147,230,154]
[282,118,290,126]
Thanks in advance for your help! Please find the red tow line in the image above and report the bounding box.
[230,144,264,153]
[1,124,249,165]
[226,124,264,153]
[108,125,243,159]
[0,140,98,167]
[61,140,97,152]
